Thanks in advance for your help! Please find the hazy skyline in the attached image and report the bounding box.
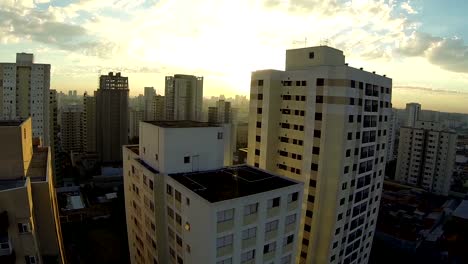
[1,0,467,113]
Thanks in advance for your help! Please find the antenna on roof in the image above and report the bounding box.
[320,38,330,46]
[292,37,307,47]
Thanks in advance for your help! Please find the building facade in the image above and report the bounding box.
[49,89,62,185]
[395,120,457,195]
[144,87,156,120]
[96,72,129,163]
[0,118,65,264]
[386,109,398,162]
[405,103,421,127]
[123,121,303,264]
[165,75,203,121]
[0,53,50,145]
[129,109,144,140]
[83,92,96,153]
[61,104,84,153]
[208,100,232,124]
[247,46,392,264]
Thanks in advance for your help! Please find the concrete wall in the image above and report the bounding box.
[0,119,32,179]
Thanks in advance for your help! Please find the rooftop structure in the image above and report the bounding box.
[143,120,220,128]
[169,165,298,202]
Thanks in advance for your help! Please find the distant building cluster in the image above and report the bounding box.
[2,45,468,264]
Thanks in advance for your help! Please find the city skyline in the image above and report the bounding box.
[1,0,467,114]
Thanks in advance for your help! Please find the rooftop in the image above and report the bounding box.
[169,165,298,203]
[0,120,25,127]
[0,179,25,191]
[143,120,220,128]
[453,200,468,220]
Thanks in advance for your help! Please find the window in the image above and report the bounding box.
[265,220,279,232]
[217,209,234,223]
[258,80,264,86]
[313,147,320,155]
[316,95,324,103]
[176,235,182,246]
[186,197,190,206]
[217,258,233,264]
[167,184,173,195]
[348,115,354,123]
[309,52,315,59]
[314,130,321,138]
[263,242,276,254]
[167,207,174,219]
[346,149,351,157]
[25,256,37,264]
[176,214,182,226]
[18,223,30,233]
[256,122,261,128]
[257,108,262,114]
[241,249,255,263]
[256,136,261,142]
[242,227,257,240]
[255,149,260,156]
[244,203,258,216]
[285,214,296,225]
[268,197,280,208]
[175,190,182,202]
[281,255,292,264]
[316,78,324,86]
[288,192,298,203]
[283,235,294,246]
[310,179,317,187]
[184,156,190,163]
[257,94,263,100]
[308,195,315,203]
[311,163,318,171]
[218,132,223,139]
[315,113,322,120]
[216,234,233,249]
[149,179,154,190]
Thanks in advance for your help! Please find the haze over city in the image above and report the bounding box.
[1,0,468,113]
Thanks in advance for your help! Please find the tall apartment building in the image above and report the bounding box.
[96,72,129,163]
[83,92,96,153]
[247,46,392,264]
[49,89,62,185]
[123,121,303,264]
[129,109,144,140]
[208,100,232,124]
[395,120,457,195]
[144,94,165,121]
[405,103,421,127]
[0,53,50,145]
[0,118,65,264]
[144,87,156,120]
[386,109,398,162]
[61,104,84,153]
[165,74,203,121]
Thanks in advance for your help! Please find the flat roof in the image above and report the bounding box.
[143,120,220,128]
[0,120,25,126]
[169,165,299,203]
[0,179,26,191]
[453,200,468,220]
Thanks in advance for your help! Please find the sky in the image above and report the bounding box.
[0,0,468,113]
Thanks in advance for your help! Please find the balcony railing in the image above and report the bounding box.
[0,234,12,256]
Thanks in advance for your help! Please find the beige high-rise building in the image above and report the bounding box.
[83,92,96,153]
[123,120,303,264]
[96,72,129,163]
[0,118,65,264]
[396,120,457,196]
[247,46,392,264]
[208,100,232,124]
[144,87,156,120]
[129,108,144,140]
[0,53,50,146]
[61,104,84,153]
[165,74,203,121]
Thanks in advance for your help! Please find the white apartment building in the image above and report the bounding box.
[405,103,421,127]
[165,75,203,121]
[0,53,50,145]
[123,121,303,264]
[395,120,457,195]
[247,46,392,264]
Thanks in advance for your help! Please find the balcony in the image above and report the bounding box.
[0,233,12,256]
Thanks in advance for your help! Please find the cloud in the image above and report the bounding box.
[0,7,120,58]
[401,2,417,14]
[394,85,468,95]
[398,32,468,73]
